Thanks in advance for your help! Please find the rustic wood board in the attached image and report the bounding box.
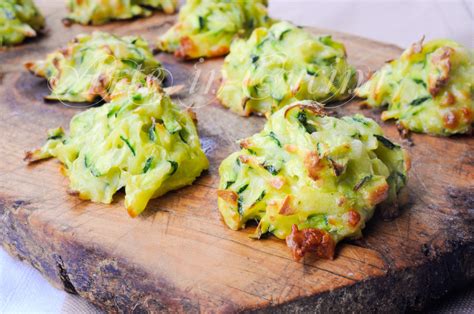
[1,1,473,312]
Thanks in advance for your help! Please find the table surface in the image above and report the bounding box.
[0,0,472,313]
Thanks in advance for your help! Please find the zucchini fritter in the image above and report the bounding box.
[218,101,409,260]
[0,0,44,46]
[217,21,357,117]
[156,0,271,59]
[65,0,178,25]
[25,76,209,217]
[25,32,162,103]
[356,38,474,136]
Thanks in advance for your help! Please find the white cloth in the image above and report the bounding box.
[1,0,473,312]
[0,249,98,313]
[0,249,65,313]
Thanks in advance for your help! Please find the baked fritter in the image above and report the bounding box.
[65,0,178,25]
[25,76,209,217]
[356,38,473,136]
[218,101,409,260]
[0,0,44,46]
[25,32,162,103]
[217,21,357,116]
[157,0,271,59]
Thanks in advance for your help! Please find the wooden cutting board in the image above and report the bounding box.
[1,1,473,312]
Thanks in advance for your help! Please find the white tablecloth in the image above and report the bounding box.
[1,0,472,312]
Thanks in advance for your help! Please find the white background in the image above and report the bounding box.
[271,0,473,48]
[1,0,472,312]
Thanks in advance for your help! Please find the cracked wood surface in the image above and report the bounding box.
[0,1,473,312]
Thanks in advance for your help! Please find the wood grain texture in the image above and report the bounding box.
[0,1,473,312]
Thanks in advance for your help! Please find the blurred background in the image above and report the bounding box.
[270,0,473,48]
[1,0,472,313]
